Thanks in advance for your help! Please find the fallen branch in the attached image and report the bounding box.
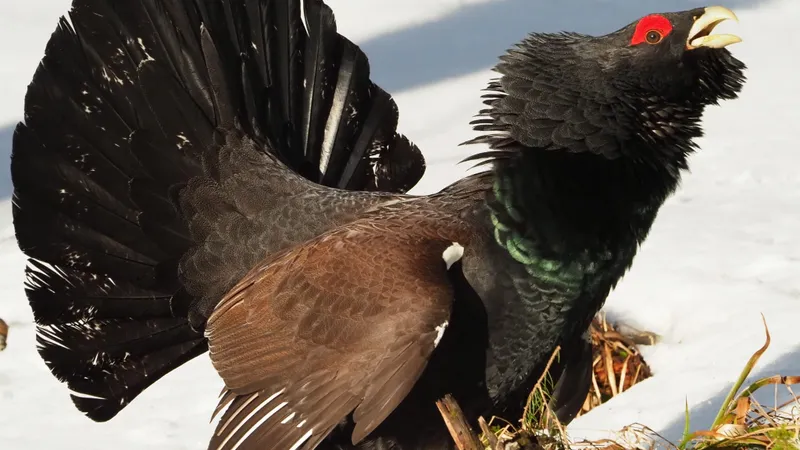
[437,394,482,450]
[479,417,502,450]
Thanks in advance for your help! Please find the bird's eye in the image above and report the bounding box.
[645,30,663,44]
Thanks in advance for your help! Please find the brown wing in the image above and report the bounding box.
[205,217,462,450]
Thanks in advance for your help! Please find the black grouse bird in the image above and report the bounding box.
[11,0,745,448]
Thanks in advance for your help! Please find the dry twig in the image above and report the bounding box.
[437,394,482,450]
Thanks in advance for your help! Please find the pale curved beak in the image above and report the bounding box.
[687,6,742,49]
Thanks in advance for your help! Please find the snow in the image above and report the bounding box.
[1,0,798,448]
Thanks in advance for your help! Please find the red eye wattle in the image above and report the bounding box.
[630,14,673,46]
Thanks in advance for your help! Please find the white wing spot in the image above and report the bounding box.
[434,320,449,347]
[137,37,155,62]
[230,401,288,450]
[214,388,313,450]
[288,429,314,450]
[214,389,284,450]
[176,133,190,149]
[442,242,464,269]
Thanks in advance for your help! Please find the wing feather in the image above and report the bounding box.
[205,217,465,449]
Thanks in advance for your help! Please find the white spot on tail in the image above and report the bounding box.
[280,412,296,424]
[288,429,314,450]
[434,321,449,347]
[137,37,155,62]
[442,243,464,270]
[176,133,190,149]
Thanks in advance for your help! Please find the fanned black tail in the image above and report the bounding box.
[11,0,423,422]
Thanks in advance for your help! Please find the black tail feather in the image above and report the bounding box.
[12,0,426,423]
[22,259,207,422]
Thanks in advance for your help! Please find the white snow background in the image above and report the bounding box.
[0,0,798,448]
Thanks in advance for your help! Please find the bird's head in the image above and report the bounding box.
[467,6,746,171]
[601,6,744,106]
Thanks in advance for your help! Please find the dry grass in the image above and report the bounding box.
[571,367,800,449]
[579,314,655,416]
[440,315,799,450]
[589,316,800,450]
[439,314,657,449]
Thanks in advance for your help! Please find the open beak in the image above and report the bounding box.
[687,6,742,49]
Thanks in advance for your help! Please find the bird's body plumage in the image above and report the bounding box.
[11,0,745,448]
